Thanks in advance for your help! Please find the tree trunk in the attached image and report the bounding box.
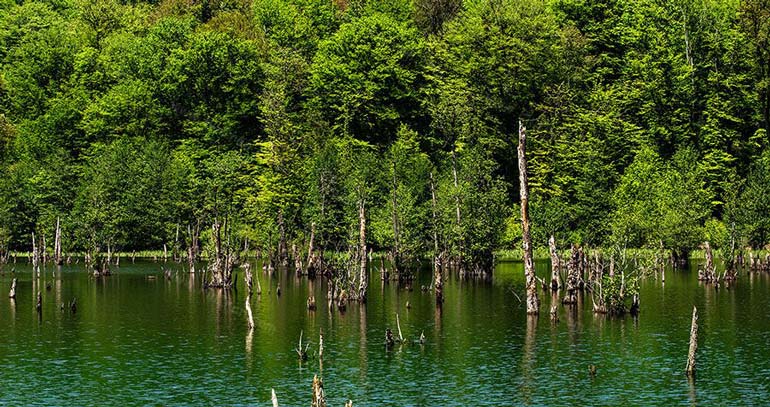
[306,222,316,277]
[548,235,560,290]
[391,161,400,269]
[54,217,62,266]
[429,171,440,258]
[685,306,698,377]
[700,242,715,282]
[278,210,288,267]
[451,148,464,274]
[358,199,367,302]
[563,244,580,304]
[32,233,39,275]
[434,256,443,305]
[8,277,16,298]
[518,120,539,315]
[311,374,327,407]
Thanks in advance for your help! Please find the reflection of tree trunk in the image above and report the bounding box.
[520,315,537,403]
[518,121,539,315]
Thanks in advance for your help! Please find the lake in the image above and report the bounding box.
[1,258,768,406]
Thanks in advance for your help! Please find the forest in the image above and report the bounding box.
[1,0,769,273]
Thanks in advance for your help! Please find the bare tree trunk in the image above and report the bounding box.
[685,306,698,377]
[700,242,715,282]
[8,277,16,298]
[54,217,62,265]
[311,374,327,407]
[358,199,367,302]
[306,222,316,277]
[429,171,440,258]
[563,244,579,304]
[32,233,39,275]
[434,256,443,305]
[451,148,464,274]
[391,161,400,269]
[278,210,288,267]
[548,235,560,290]
[518,120,539,315]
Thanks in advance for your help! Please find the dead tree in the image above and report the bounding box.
[244,263,253,295]
[8,278,16,298]
[311,374,327,407]
[207,219,234,288]
[434,257,443,305]
[32,233,40,275]
[357,199,368,303]
[699,242,716,282]
[685,306,698,377]
[306,222,317,278]
[518,120,539,315]
[563,244,580,304]
[548,235,561,290]
[245,297,255,330]
[54,217,62,265]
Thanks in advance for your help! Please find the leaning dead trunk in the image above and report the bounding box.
[548,235,561,290]
[518,120,539,315]
[685,306,698,377]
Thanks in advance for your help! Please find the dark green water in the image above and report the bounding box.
[1,259,769,406]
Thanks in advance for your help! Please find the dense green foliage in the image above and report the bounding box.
[1,0,768,267]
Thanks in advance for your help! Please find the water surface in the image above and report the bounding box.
[1,259,768,405]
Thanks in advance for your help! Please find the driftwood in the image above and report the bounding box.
[518,120,539,315]
[685,306,698,377]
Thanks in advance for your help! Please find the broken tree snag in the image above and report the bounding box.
[700,242,715,282]
[358,199,368,303]
[434,257,443,305]
[8,278,16,298]
[245,297,255,330]
[685,306,699,377]
[278,210,288,267]
[518,120,539,315]
[54,217,62,265]
[244,263,253,295]
[548,235,561,290]
[207,218,234,288]
[311,374,327,407]
[293,244,304,276]
[563,244,580,304]
[295,330,309,361]
[32,232,40,275]
[395,313,405,343]
[306,222,318,278]
[385,328,395,349]
[271,388,279,407]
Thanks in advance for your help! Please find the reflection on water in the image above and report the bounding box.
[0,259,769,405]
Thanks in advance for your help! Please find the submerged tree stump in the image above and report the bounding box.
[311,374,326,407]
[548,235,561,290]
[434,257,443,306]
[686,306,699,377]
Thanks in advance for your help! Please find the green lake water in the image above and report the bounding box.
[1,259,769,406]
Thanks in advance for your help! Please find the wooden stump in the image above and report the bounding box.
[548,235,561,290]
[311,374,326,407]
[685,306,698,377]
